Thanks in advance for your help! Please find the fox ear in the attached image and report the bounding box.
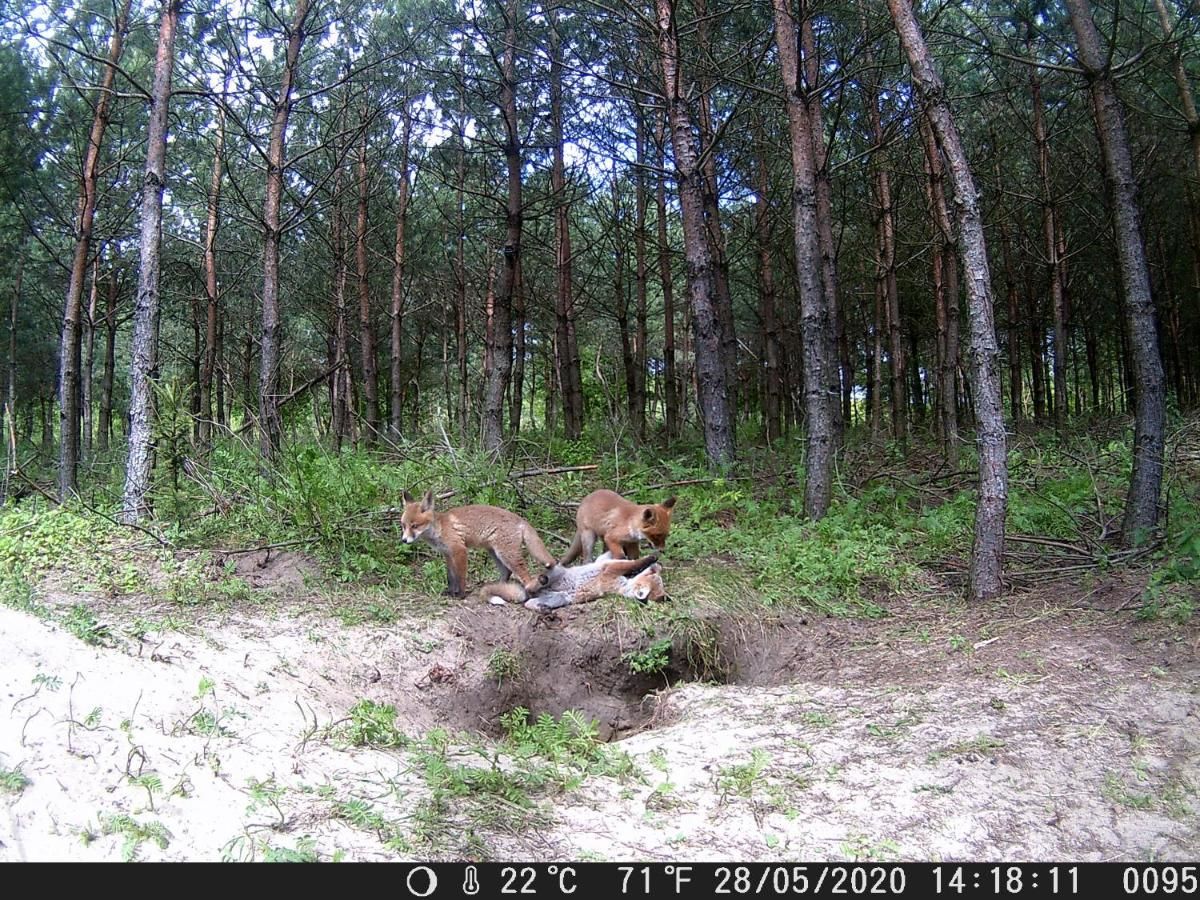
[421,490,434,511]
[643,507,655,522]
[662,496,677,510]
[403,490,414,504]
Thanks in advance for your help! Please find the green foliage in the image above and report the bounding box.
[0,763,31,794]
[63,604,111,646]
[99,814,172,862]
[486,648,522,685]
[340,699,409,748]
[623,638,672,676]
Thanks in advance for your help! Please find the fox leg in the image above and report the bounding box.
[603,533,628,559]
[488,549,513,582]
[621,541,640,560]
[494,547,538,593]
[601,555,659,577]
[445,546,468,598]
[578,530,598,564]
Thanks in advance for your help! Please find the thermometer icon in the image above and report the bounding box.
[463,865,480,895]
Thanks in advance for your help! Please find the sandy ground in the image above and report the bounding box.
[1,571,1198,862]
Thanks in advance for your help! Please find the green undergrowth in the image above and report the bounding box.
[328,700,636,857]
[2,417,1196,624]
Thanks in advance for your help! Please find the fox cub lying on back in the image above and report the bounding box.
[481,552,666,611]
[400,490,557,598]
[558,489,677,565]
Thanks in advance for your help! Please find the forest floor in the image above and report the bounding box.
[1,544,1197,862]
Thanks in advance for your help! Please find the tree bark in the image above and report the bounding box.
[889,0,1007,600]
[774,0,836,517]
[98,267,117,452]
[692,0,738,422]
[82,257,99,459]
[1066,0,1167,543]
[199,99,225,451]
[58,0,132,499]
[920,114,959,464]
[330,151,352,450]
[861,6,903,445]
[259,0,312,460]
[754,134,782,444]
[657,0,734,467]
[4,244,21,452]
[509,256,526,434]
[389,105,412,440]
[801,3,845,441]
[482,0,522,456]
[121,0,180,524]
[632,99,649,440]
[549,5,584,440]
[656,116,679,439]
[355,119,378,444]
[999,222,1023,424]
[1154,0,1200,186]
[1030,58,1069,433]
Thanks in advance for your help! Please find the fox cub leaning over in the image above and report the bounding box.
[400,490,558,598]
[481,552,666,611]
[558,489,677,565]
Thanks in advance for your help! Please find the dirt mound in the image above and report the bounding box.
[429,604,866,741]
[226,549,321,592]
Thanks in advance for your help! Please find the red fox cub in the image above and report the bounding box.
[480,552,666,610]
[557,489,677,565]
[400,490,558,598]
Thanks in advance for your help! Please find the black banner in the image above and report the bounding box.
[302,863,1195,897]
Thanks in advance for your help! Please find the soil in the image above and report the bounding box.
[1,553,1197,862]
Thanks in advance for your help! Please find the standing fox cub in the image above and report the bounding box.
[400,490,558,598]
[558,489,677,565]
[481,552,666,610]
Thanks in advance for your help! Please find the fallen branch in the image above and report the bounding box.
[236,362,344,436]
[510,464,598,478]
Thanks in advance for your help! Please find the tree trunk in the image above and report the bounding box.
[455,45,470,439]
[920,114,959,464]
[693,0,738,423]
[614,178,637,422]
[1030,58,1069,432]
[656,118,679,439]
[754,136,782,444]
[389,106,412,440]
[801,3,845,441]
[657,0,735,467]
[356,120,378,444]
[633,99,649,440]
[199,100,225,452]
[1154,0,1200,186]
[1066,0,1166,543]
[509,258,526,434]
[121,0,180,523]
[98,268,117,452]
[773,0,836,517]
[4,245,21,453]
[482,0,522,456]
[82,257,99,459]
[861,7,904,446]
[58,0,132,499]
[330,155,351,450]
[259,0,312,460]
[889,0,1007,600]
[999,222,1022,423]
[549,5,584,440]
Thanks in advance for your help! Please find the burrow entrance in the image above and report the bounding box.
[416,604,849,742]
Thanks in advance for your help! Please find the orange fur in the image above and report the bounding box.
[557,489,677,565]
[401,490,557,598]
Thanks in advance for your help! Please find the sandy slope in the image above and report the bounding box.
[1,590,1197,862]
